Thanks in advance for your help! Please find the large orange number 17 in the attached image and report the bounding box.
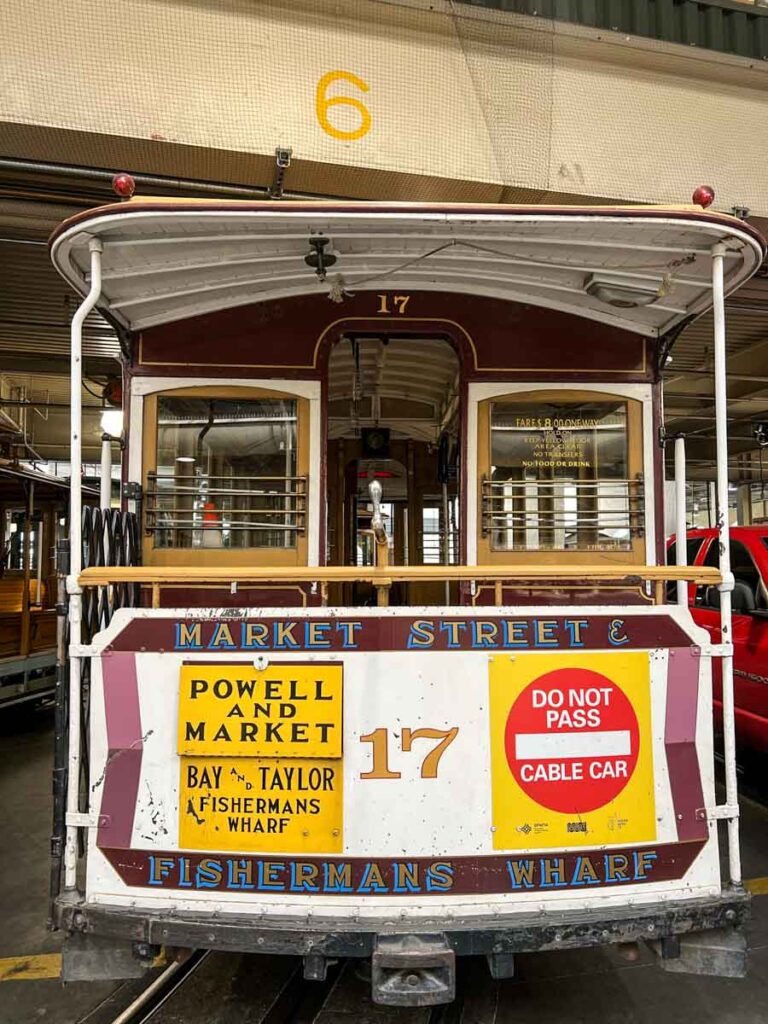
[359,727,459,780]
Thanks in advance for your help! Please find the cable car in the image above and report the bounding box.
[0,463,95,710]
[48,186,765,1003]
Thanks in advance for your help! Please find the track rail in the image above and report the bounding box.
[92,953,499,1024]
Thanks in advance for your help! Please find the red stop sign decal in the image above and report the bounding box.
[504,667,639,814]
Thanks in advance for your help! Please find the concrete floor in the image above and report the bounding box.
[1,705,767,1024]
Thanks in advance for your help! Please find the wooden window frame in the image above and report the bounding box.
[141,385,309,568]
[476,388,645,566]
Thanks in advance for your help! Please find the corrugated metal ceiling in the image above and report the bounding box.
[0,238,120,367]
[460,0,768,60]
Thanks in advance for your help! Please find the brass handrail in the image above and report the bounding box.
[78,564,721,586]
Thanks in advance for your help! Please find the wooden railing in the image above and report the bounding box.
[78,563,721,608]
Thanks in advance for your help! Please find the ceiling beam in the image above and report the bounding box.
[0,353,119,376]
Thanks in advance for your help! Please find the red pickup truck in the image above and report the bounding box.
[669,527,768,758]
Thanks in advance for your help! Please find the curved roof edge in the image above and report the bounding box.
[49,200,767,340]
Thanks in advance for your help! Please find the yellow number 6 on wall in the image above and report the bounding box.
[316,70,372,141]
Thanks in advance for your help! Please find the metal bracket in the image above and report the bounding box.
[69,644,99,658]
[696,804,740,822]
[66,812,108,829]
[269,147,293,199]
[718,571,735,593]
[123,481,142,502]
[658,425,685,449]
[708,643,734,658]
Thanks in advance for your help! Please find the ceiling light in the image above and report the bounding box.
[585,273,661,309]
[176,456,195,463]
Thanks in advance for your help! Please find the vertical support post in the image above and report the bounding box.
[712,241,741,887]
[48,538,69,922]
[737,482,752,526]
[100,436,112,509]
[35,518,43,606]
[674,436,688,608]
[20,481,34,657]
[441,480,450,604]
[708,481,717,528]
[64,238,103,893]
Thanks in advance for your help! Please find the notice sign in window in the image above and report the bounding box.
[178,664,343,758]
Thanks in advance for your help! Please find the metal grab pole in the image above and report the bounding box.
[712,241,741,887]
[64,238,103,892]
[100,435,112,509]
[674,436,688,608]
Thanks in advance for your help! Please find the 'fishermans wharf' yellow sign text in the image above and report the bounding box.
[179,756,343,853]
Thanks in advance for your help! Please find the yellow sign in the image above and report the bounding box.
[178,663,343,758]
[179,756,343,853]
[489,651,655,850]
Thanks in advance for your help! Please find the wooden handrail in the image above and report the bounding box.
[78,564,722,586]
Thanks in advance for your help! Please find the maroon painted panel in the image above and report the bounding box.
[105,614,694,654]
[97,653,143,849]
[99,840,705,895]
[137,292,649,379]
[666,647,708,842]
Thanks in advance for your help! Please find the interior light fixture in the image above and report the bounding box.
[100,409,123,436]
[585,273,661,309]
[176,456,196,463]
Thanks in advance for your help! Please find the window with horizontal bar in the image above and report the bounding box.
[485,398,642,552]
[147,396,305,549]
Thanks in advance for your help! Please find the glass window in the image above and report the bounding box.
[149,396,301,549]
[487,398,638,552]
[421,499,459,565]
[700,538,767,610]
[666,538,705,566]
[2,510,39,572]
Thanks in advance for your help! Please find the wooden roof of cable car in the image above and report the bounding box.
[49,196,766,340]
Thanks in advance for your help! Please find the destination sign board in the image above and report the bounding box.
[179,756,343,853]
[178,663,343,758]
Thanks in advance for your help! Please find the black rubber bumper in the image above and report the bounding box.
[55,888,749,958]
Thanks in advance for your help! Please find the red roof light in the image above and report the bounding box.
[112,173,136,199]
[692,185,715,209]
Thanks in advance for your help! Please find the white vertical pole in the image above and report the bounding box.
[674,436,688,608]
[64,238,102,892]
[712,241,741,887]
[35,519,43,606]
[100,436,112,509]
